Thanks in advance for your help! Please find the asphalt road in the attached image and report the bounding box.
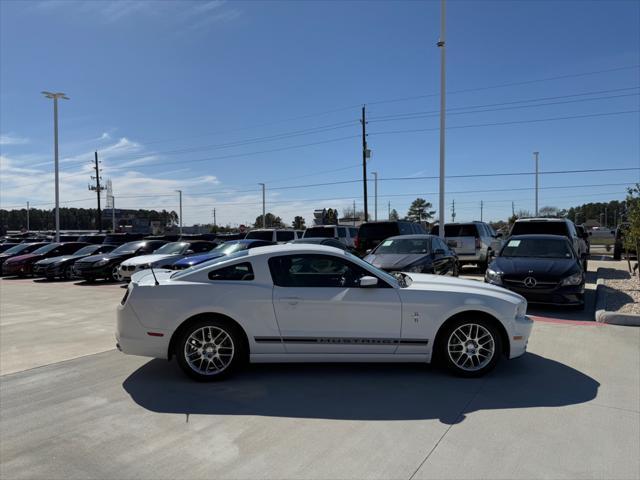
[1,257,638,479]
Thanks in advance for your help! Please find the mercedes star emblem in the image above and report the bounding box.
[523,276,537,288]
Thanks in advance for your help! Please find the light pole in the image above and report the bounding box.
[371,171,378,221]
[437,0,447,238]
[26,201,30,231]
[259,183,266,228]
[533,151,539,216]
[42,91,69,242]
[176,190,183,235]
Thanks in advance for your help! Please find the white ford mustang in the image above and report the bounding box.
[117,244,532,381]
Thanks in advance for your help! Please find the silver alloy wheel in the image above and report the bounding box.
[447,323,495,372]
[184,326,235,376]
[112,266,121,281]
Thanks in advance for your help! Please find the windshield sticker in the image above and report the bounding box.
[382,240,393,246]
[507,240,521,247]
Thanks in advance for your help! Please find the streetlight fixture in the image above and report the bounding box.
[42,91,69,242]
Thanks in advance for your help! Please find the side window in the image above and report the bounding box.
[208,262,254,281]
[276,231,295,242]
[349,228,358,238]
[269,254,368,288]
[337,228,346,238]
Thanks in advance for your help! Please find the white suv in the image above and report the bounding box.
[432,221,504,270]
[245,229,299,244]
[303,225,358,248]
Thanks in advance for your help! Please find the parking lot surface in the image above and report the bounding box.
[1,258,638,480]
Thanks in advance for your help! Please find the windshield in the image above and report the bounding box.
[511,222,568,236]
[373,238,431,255]
[32,243,61,255]
[112,241,141,254]
[245,231,273,241]
[153,242,187,255]
[434,224,478,237]
[343,251,400,287]
[171,250,250,278]
[74,245,101,255]
[213,242,246,255]
[358,223,398,240]
[501,238,574,259]
[304,227,334,238]
[3,243,33,254]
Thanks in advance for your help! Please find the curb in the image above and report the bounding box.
[594,269,640,327]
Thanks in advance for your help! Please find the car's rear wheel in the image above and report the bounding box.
[439,318,502,377]
[177,319,245,381]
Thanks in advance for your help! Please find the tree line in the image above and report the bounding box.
[0,207,178,233]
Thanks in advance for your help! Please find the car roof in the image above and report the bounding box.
[243,243,347,256]
[514,217,567,222]
[507,234,571,241]
[385,234,437,240]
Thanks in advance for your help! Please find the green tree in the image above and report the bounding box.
[292,216,306,229]
[406,198,435,222]
[389,209,399,221]
[254,212,284,228]
[624,184,640,253]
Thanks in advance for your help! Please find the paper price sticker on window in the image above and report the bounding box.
[507,240,521,247]
[382,240,394,246]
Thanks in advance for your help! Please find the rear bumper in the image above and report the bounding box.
[455,252,486,263]
[116,298,169,359]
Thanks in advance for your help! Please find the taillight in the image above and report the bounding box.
[475,237,481,250]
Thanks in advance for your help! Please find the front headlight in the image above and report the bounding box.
[95,259,109,267]
[486,268,503,285]
[560,272,583,286]
[516,301,527,317]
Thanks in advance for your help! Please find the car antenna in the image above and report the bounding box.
[150,265,159,286]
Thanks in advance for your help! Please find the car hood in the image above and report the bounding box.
[174,251,223,266]
[121,254,176,266]
[79,252,131,264]
[4,253,39,264]
[492,257,578,277]
[364,253,429,270]
[404,273,525,303]
[35,254,87,266]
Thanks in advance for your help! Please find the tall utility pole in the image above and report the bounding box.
[480,200,484,222]
[259,183,266,228]
[42,91,69,242]
[388,201,391,220]
[437,0,447,238]
[112,196,116,232]
[213,208,217,228]
[534,151,540,216]
[176,190,183,235]
[88,151,103,232]
[371,171,378,221]
[512,201,515,217]
[26,201,30,231]
[353,200,357,225]
[451,199,456,222]
[361,106,369,222]
[604,206,608,228]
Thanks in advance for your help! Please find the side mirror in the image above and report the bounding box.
[359,276,378,288]
[365,249,372,254]
[186,249,194,254]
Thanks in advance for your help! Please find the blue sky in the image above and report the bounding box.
[1,0,639,227]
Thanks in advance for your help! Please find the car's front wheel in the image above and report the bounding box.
[176,319,245,381]
[439,318,502,377]
[63,265,74,280]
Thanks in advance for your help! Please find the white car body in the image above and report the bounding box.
[117,245,532,370]
[118,253,181,280]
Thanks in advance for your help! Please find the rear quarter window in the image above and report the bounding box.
[208,262,254,281]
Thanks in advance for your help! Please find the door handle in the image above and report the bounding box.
[280,296,301,305]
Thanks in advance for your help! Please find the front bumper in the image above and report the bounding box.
[509,315,533,359]
[2,262,32,276]
[499,282,584,306]
[74,263,113,279]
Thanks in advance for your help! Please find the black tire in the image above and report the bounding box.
[437,316,502,378]
[110,265,121,282]
[451,262,459,277]
[176,318,246,382]
[582,259,588,272]
[613,246,621,260]
[63,265,74,280]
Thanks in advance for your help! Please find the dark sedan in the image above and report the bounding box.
[485,234,585,308]
[73,240,167,282]
[0,243,19,253]
[0,242,49,273]
[33,244,117,280]
[2,242,89,277]
[363,234,459,276]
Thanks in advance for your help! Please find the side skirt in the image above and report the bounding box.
[249,353,431,363]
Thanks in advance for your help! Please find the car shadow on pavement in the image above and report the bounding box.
[123,353,599,425]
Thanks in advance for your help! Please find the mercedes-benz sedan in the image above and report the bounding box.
[117,244,532,381]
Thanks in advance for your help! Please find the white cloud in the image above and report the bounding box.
[0,133,29,146]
